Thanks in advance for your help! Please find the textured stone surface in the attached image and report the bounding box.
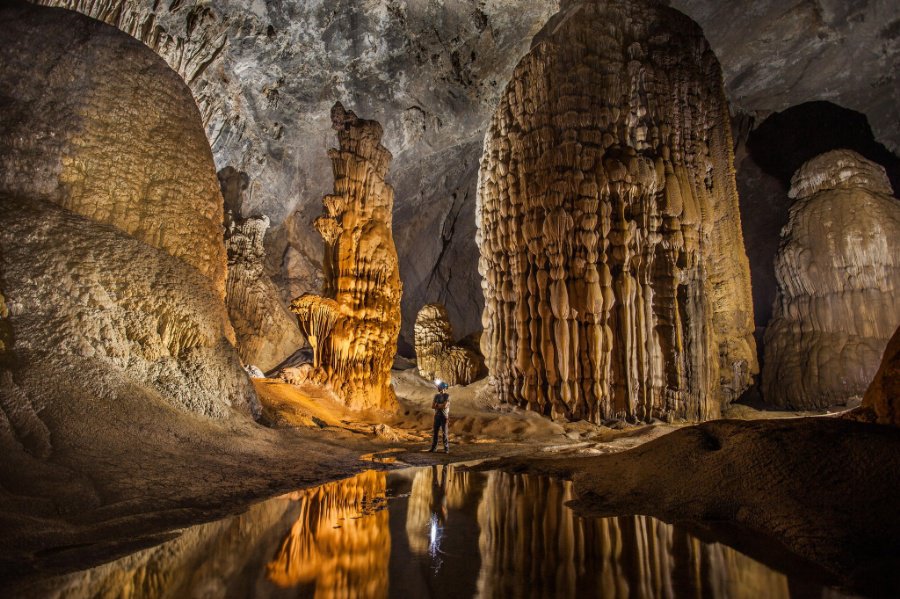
[414,303,483,386]
[0,2,253,421]
[477,0,756,423]
[38,0,899,350]
[224,212,305,372]
[0,197,255,418]
[2,1,227,296]
[858,325,900,427]
[763,150,900,409]
[291,104,402,411]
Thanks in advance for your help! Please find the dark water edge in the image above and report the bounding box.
[6,465,864,599]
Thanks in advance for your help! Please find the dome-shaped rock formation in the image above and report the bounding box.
[763,150,900,409]
[0,2,255,429]
[476,0,757,423]
[0,2,227,297]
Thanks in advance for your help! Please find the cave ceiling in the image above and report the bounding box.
[37,0,900,344]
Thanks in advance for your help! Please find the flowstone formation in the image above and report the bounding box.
[476,0,757,423]
[290,104,401,411]
[1,2,227,297]
[224,212,304,372]
[0,0,255,436]
[763,150,900,409]
[414,304,483,386]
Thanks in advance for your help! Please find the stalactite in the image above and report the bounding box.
[476,0,757,423]
[291,103,402,411]
[763,150,900,409]
[413,303,484,386]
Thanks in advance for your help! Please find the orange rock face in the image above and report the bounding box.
[476,0,757,423]
[292,103,402,411]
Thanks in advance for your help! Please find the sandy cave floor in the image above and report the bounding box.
[0,362,885,593]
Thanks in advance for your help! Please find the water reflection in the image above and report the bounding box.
[266,470,390,597]
[16,466,856,599]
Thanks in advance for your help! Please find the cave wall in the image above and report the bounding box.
[477,0,756,423]
[34,0,899,352]
[762,150,900,409]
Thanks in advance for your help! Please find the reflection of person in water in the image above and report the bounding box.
[428,464,449,562]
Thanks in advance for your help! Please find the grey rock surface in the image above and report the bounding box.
[35,0,900,348]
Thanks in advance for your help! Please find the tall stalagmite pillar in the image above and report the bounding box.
[476,0,757,423]
[292,103,402,411]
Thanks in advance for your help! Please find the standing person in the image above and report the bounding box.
[429,380,450,453]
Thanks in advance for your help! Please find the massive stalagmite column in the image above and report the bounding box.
[291,103,402,411]
[476,0,757,423]
[414,303,484,386]
[763,150,900,409]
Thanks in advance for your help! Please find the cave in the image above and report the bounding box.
[1,0,898,597]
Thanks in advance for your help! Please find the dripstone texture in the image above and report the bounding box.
[763,150,900,409]
[477,0,757,423]
[34,2,900,352]
[414,303,483,386]
[0,2,255,422]
[291,104,402,411]
[2,2,227,296]
[224,213,305,372]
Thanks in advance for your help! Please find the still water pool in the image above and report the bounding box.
[22,465,855,598]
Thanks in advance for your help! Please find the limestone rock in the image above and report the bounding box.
[762,150,900,409]
[224,212,305,372]
[0,3,255,428]
[0,198,255,419]
[0,1,227,297]
[477,0,757,423]
[858,326,900,427]
[291,104,402,411]
[38,0,899,356]
[414,303,483,386]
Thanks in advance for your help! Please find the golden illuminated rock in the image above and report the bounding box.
[224,212,305,371]
[476,0,757,423]
[291,103,402,411]
[763,150,900,409]
[0,3,255,425]
[0,2,227,297]
[414,303,484,386]
[267,471,390,598]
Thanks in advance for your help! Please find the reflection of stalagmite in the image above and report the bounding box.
[763,150,900,409]
[474,471,790,599]
[414,303,484,385]
[291,103,402,410]
[267,471,390,599]
[476,0,757,423]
